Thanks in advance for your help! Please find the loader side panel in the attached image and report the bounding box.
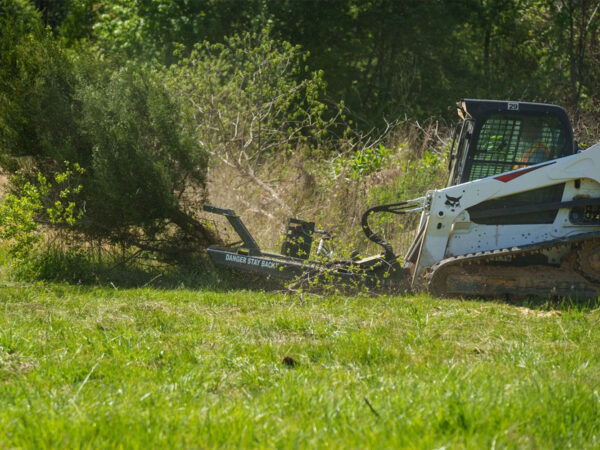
[467,183,565,225]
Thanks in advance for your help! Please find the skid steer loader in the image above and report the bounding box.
[204,99,600,299]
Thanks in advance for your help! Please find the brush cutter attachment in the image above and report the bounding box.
[203,204,418,291]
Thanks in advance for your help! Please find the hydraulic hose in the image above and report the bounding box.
[360,197,425,262]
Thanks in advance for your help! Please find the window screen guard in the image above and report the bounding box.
[467,114,567,182]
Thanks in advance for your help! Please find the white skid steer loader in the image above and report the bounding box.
[205,99,600,299]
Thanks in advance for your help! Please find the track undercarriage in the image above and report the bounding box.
[428,234,600,300]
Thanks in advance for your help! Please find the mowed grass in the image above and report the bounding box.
[0,282,599,448]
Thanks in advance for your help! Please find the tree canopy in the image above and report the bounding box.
[24,0,600,129]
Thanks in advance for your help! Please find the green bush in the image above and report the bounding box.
[0,16,215,262]
[165,28,336,163]
[0,164,85,278]
[0,175,45,259]
[76,64,210,246]
[337,144,394,179]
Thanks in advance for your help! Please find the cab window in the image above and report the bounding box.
[467,114,567,181]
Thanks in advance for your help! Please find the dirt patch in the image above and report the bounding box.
[518,307,562,318]
[0,351,38,376]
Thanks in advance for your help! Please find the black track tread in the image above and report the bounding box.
[427,231,600,298]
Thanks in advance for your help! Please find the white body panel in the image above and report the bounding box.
[414,142,600,278]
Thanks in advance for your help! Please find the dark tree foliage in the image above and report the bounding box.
[36,0,597,129]
[7,0,600,133]
[266,0,476,122]
[76,64,213,248]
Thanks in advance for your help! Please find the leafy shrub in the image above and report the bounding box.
[76,64,212,247]
[0,175,45,259]
[337,144,394,179]
[0,164,85,278]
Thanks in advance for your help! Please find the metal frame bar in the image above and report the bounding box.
[203,206,262,255]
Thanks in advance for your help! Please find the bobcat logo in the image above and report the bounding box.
[445,194,462,208]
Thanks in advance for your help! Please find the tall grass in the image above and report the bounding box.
[205,120,449,260]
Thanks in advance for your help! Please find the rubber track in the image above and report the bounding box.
[427,231,600,299]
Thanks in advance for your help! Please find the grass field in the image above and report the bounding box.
[0,279,599,448]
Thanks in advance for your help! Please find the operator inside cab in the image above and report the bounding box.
[514,119,551,169]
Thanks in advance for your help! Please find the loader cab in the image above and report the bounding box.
[447,99,577,186]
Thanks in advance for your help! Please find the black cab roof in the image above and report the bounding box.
[458,99,572,126]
